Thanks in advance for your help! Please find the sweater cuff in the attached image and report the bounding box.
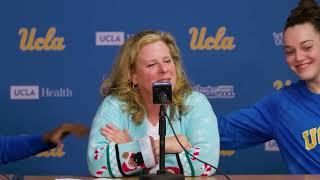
[138,136,156,168]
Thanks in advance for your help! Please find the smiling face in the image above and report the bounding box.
[131,40,177,101]
[284,23,320,84]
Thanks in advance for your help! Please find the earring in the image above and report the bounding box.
[132,83,139,91]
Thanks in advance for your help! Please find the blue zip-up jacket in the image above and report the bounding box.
[219,80,320,174]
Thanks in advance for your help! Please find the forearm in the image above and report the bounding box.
[219,108,273,150]
[0,134,55,164]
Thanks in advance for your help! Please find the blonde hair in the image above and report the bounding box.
[100,30,192,124]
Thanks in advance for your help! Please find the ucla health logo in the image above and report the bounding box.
[273,32,283,46]
[18,27,66,51]
[10,85,72,100]
[193,85,235,99]
[189,26,236,51]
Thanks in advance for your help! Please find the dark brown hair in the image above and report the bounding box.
[285,0,320,31]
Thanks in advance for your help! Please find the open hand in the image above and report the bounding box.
[43,123,89,147]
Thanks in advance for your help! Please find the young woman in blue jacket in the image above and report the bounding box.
[219,0,320,174]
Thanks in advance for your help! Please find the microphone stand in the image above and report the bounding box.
[158,103,166,174]
[139,102,184,180]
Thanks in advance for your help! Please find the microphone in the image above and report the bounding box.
[139,82,184,180]
[152,82,172,104]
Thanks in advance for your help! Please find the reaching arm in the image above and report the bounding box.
[43,123,89,146]
[0,134,53,165]
[218,93,277,150]
[0,123,89,165]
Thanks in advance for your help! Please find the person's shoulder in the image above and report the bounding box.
[190,91,207,98]
[102,95,120,102]
[256,81,301,105]
[100,95,125,108]
[277,80,303,95]
[185,91,208,104]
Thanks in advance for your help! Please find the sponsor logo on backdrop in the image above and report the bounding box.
[10,85,39,100]
[273,32,283,46]
[96,32,125,46]
[18,27,65,51]
[10,85,72,100]
[273,80,292,90]
[265,140,279,151]
[189,26,236,50]
[36,144,65,158]
[193,85,235,99]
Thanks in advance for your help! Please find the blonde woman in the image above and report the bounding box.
[87,30,219,177]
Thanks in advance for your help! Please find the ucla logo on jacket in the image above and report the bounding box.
[302,128,320,150]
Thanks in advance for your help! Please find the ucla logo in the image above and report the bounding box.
[273,80,291,90]
[18,27,65,51]
[10,85,39,100]
[189,26,236,50]
[96,32,125,46]
[36,144,65,157]
[302,128,320,150]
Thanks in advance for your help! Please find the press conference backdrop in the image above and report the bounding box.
[0,0,304,176]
